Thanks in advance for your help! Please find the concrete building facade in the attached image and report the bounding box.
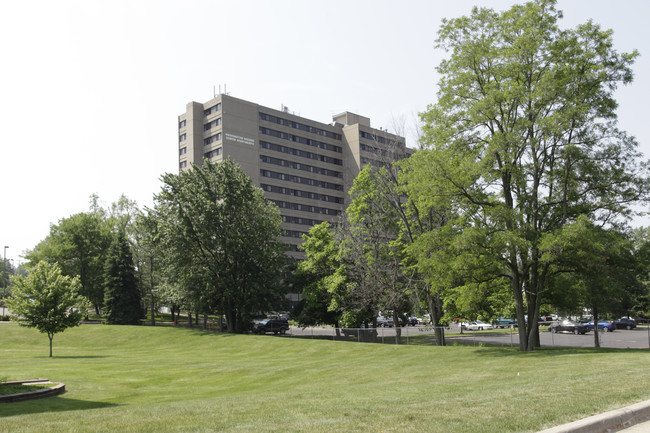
[178,94,409,260]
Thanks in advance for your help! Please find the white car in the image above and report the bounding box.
[461,320,493,331]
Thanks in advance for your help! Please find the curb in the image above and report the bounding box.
[0,379,66,403]
[538,399,650,433]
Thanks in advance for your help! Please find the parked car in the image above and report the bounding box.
[538,316,556,325]
[583,320,615,332]
[376,316,394,327]
[253,319,289,335]
[461,320,493,331]
[493,318,516,328]
[407,317,419,326]
[614,318,636,330]
[633,316,650,324]
[549,320,589,334]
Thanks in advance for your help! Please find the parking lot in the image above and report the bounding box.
[286,323,650,349]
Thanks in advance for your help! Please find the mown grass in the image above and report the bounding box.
[0,323,648,433]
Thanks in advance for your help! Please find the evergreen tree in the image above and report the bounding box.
[103,228,142,324]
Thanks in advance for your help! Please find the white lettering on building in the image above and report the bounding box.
[225,133,255,146]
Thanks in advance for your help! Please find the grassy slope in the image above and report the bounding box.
[0,324,648,433]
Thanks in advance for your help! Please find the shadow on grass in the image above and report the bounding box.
[0,396,118,417]
[35,356,108,359]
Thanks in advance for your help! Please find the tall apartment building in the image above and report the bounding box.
[178,94,410,260]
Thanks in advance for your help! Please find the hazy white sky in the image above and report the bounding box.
[1,0,648,264]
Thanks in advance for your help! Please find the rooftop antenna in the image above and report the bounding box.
[213,84,230,98]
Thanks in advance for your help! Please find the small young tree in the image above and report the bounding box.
[103,228,142,325]
[7,261,89,357]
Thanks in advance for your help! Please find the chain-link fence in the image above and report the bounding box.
[282,324,650,349]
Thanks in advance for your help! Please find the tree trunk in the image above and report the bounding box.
[203,314,208,330]
[593,306,600,348]
[149,256,155,326]
[393,311,402,345]
[49,334,53,358]
[187,312,192,327]
[427,290,445,346]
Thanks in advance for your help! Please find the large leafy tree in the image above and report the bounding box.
[411,0,648,351]
[7,261,90,357]
[103,228,143,325]
[26,211,112,313]
[153,158,286,333]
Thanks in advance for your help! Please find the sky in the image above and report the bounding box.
[1,0,649,265]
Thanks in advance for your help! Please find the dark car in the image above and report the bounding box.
[376,316,394,327]
[613,318,636,330]
[253,319,289,335]
[549,320,589,334]
[406,317,419,326]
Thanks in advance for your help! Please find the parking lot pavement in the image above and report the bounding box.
[286,324,650,349]
[446,326,650,350]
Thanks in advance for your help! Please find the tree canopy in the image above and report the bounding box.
[402,0,649,351]
[103,227,143,325]
[7,261,89,357]
[26,210,112,313]
[152,158,287,333]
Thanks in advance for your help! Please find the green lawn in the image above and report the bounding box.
[0,323,648,433]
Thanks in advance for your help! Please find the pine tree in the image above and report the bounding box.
[103,228,142,324]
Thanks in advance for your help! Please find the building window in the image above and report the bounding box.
[180,161,187,169]
[281,215,324,226]
[203,103,222,116]
[204,132,222,145]
[259,127,342,153]
[283,230,308,238]
[260,183,344,204]
[204,118,222,131]
[179,120,186,128]
[179,133,186,142]
[259,155,342,177]
[179,147,187,155]
[259,112,342,140]
[204,148,222,159]
[260,169,343,191]
[270,199,340,216]
[259,141,342,167]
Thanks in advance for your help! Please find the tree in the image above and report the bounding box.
[26,211,112,313]
[7,261,89,357]
[629,227,650,318]
[103,228,143,325]
[541,216,638,346]
[294,222,343,328]
[153,158,286,333]
[413,0,648,351]
[346,166,415,343]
